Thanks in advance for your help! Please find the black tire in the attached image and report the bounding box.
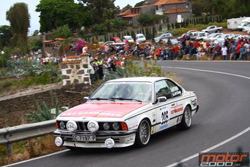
[135,119,151,147]
[216,30,220,33]
[177,106,192,130]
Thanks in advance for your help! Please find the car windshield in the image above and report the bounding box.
[115,39,122,42]
[138,36,144,38]
[91,82,152,102]
[126,37,133,40]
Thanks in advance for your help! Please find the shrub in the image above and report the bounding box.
[25,99,68,123]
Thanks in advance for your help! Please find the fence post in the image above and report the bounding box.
[7,143,13,157]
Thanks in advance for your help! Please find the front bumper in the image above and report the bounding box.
[53,129,137,148]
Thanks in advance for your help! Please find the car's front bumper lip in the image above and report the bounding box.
[53,129,137,148]
[53,129,137,136]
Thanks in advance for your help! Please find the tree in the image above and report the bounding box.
[33,30,39,36]
[137,13,151,26]
[159,25,162,32]
[29,37,42,52]
[6,3,30,51]
[78,0,118,24]
[145,27,151,40]
[134,1,145,7]
[91,24,107,35]
[51,24,72,39]
[36,0,93,32]
[122,4,132,11]
[150,14,166,24]
[0,25,13,49]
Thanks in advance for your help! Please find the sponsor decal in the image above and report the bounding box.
[171,110,175,114]
[151,126,155,133]
[159,123,168,130]
[199,152,249,166]
[176,115,182,124]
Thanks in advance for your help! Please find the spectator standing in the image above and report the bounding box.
[221,45,228,60]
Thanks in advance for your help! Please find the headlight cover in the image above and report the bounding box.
[103,122,110,130]
[112,122,120,130]
[87,120,99,132]
[59,121,66,129]
[66,120,77,132]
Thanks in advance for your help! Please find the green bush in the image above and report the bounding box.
[25,99,69,123]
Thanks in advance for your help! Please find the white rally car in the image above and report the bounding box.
[54,77,199,149]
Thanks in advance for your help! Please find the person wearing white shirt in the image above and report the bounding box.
[82,46,88,53]
[221,45,228,60]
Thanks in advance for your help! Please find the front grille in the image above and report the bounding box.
[57,121,123,132]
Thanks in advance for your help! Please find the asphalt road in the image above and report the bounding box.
[7,61,250,167]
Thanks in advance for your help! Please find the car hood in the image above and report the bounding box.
[58,102,148,118]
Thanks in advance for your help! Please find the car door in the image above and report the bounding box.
[154,80,173,133]
[166,79,185,126]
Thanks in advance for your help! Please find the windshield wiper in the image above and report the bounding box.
[91,98,108,100]
[110,97,142,103]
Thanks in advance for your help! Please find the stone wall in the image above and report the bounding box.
[0,87,91,128]
[60,54,91,86]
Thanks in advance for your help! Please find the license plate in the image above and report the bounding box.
[72,134,96,141]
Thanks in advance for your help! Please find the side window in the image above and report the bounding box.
[166,80,182,98]
[155,80,172,99]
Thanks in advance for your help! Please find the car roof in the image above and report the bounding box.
[124,36,132,38]
[107,77,169,83]
[136,34,144,36]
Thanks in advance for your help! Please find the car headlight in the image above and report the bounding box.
[66,121,77,132]
[103,122,110,130]
[59,121,66,129]
[112,122,120,130]
[87,120,99,132]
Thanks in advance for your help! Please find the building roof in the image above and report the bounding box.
[118,4,153,17]
[122,13,140,18]
[55,38,66,41]
[43,40,53,43]
[133,4,153,9]
[164,7,191,14]
[154,0,186,6]
[118,8,131,17]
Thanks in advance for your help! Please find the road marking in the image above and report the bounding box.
[164,66,250,167]
[163,67,250,80]
[3,149,69,167]
[166,126,250,167]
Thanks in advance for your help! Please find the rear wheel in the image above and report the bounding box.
[177,106,192,130]
[135,119,151,147]
[216,30,220,33]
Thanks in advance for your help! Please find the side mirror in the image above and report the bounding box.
[158,96,167,103]
[83,97,89,100]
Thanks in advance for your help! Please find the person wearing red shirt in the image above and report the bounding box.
[156,47,161,60]
[235,44,241,60]
[173,44,180,59]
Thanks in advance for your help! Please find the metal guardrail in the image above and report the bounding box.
[0,120,56,156]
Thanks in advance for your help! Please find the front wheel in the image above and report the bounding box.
[135,119,151,147]
[177,106,192,130]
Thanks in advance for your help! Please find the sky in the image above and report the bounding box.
[0,0,142,36]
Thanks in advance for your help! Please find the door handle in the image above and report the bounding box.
[171,103,175,106]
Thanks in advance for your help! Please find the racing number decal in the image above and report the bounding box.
[159,106,169,130]
[161,110,168,124]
